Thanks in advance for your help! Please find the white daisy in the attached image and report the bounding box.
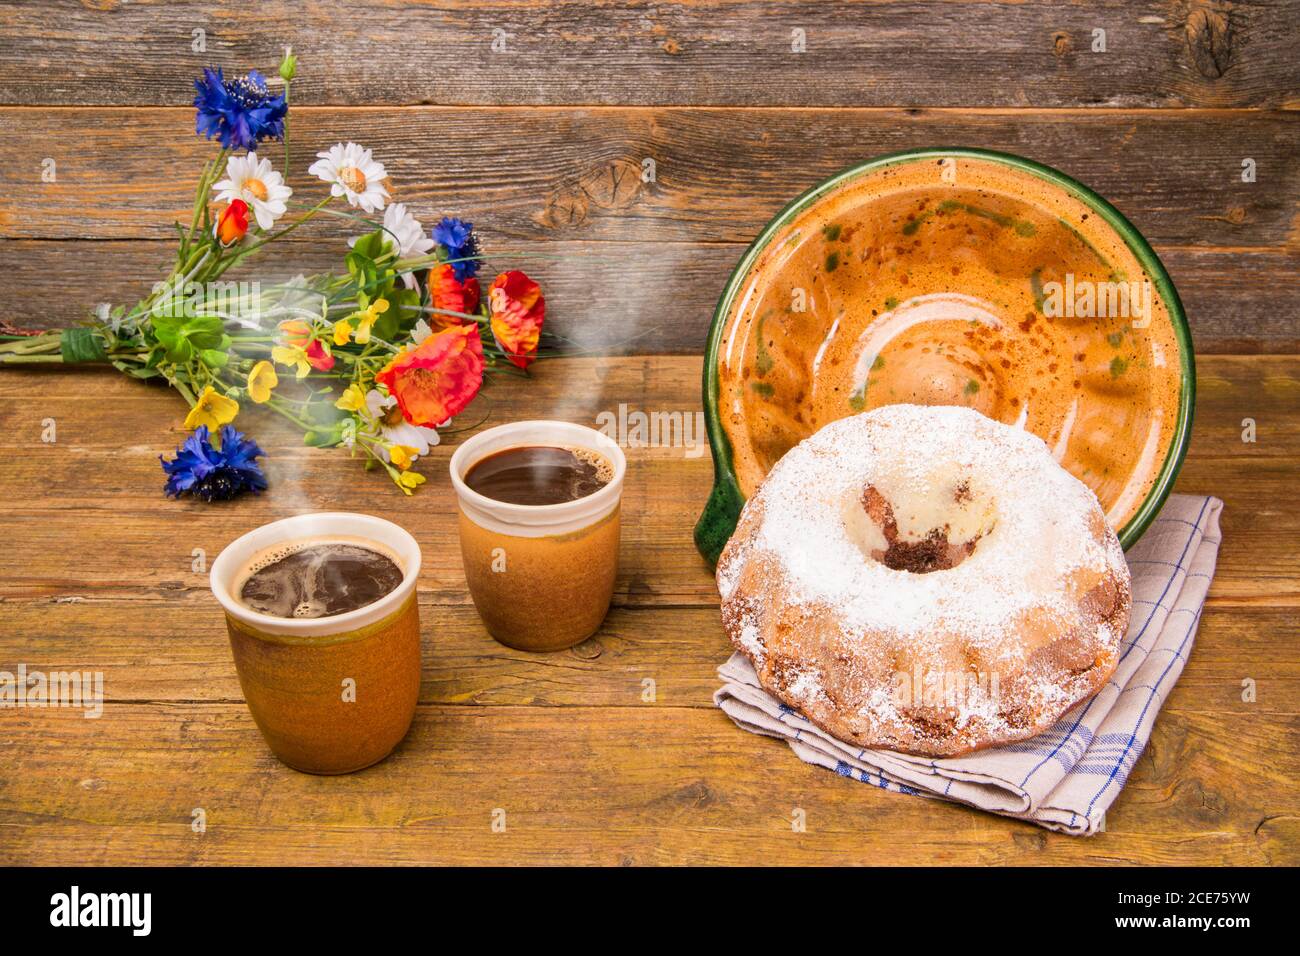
[212,152,292,231]
[349,203,436,289]
[309,142,389,213]
[364,389,443,462]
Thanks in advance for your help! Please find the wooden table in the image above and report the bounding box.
[0,1,1297,865]
[1,356,1297,865]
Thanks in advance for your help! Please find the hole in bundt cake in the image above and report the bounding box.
[879,529,976,573]
[851,483,990,574]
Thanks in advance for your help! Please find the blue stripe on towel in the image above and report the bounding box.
[1082,605,1204,815]
[833,760,919,795]
[1016,499,1208,789]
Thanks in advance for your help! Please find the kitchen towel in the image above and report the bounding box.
[714,494,1224,835]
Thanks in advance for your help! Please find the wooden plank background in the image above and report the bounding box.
[0,0,1297,866]
[0,2,1296,353]
[1,1,1297,108]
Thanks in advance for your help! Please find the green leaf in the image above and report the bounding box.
[153,323,193,363]
[152,313,227,363]
[59,327,107,363]
[347,229,406,306]
[186,316,226,351]
[306,401,348,427]
[375,287,419,341]
[303,418,348,447]
[350,229,394,264]
[113,359,161,380]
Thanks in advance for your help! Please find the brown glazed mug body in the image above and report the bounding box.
[210,513,422,774]
[456,505,621,652]
[450,421,627,652]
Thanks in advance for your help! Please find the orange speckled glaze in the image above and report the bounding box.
[717,156,1186,534]
[225,593,421,775]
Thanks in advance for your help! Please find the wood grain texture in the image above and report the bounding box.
[1,705,1295,865]
[0,1,1296,109]
[1,600,1294,710]
[2,108,1296,248]
[0,0,1296,867]
[0,356,1296,606]
[0,357,1296,865]
[1,239,1296,353]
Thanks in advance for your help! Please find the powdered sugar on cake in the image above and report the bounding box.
[754,406,1112,641]
[716,404,1131,757]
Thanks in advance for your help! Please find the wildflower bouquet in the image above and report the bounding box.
[0,53,548,500]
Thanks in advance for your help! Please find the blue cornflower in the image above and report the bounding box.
[432,216,480,281]
[193,68,288,151]
[161,425,268,501]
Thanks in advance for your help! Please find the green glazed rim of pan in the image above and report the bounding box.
[694,147,1196,564]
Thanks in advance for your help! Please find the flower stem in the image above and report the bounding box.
[242,196,331,252]
[173,378,197,407]
[265,397,316,431]
[0,334,61,356]
[282,82,292,175]
[0,353,63,364]
[187,149,229,251]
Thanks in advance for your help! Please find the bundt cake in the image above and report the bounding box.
[716,404,1131,757]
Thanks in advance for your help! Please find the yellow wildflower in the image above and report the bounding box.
[388,443,419,471]
[246,361,278,403]
[332,319,353,346]
[184,386,239,432]
[271,344,311,380]
[353,297,388,345]
[334,383,368,413]
[394,470,426,495]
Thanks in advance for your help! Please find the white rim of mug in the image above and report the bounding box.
[449,420,627,529]
[209,511,422,638]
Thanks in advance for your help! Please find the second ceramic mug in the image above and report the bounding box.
[209,512,422,774]
[450,421,626,652]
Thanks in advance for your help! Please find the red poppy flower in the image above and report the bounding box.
[375,323,484,426]
[487,270,544,369]
[215,199,249,246]
[305,338,335,372]
[430,263,481,319]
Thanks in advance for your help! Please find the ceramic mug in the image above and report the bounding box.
[209,512,422,774]
[450,421,627,652]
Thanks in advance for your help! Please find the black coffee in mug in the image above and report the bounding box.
[237,539,404,619]
[464,445,612,506]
